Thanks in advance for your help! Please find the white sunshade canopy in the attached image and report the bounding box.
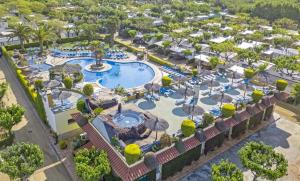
[195,54,211,63]
[229,65,245,75]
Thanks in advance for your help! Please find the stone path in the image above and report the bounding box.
[0,57,73,181]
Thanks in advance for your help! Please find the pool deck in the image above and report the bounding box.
[45,53,163,93]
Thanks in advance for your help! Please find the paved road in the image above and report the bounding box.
[180,117,300,181]
[0,57,72,181]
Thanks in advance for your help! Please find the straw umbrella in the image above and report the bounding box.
[173,76,189,88]
[144,83,160,95]
[211,92,233,107]
[177,87,194,99]
[58,91,72,105]
[144,117,169,140]
[201,79,220,95]
[45,80,61,89]
[183,103,205,120]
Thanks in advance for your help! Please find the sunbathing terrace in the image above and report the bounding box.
[132,69,274,136]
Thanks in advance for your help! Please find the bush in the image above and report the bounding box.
[192,69,198,77]
[159,133,172,148]
[252,90,264,103]
[76,99,86,113]
[276,79,288,91]
[162,76,172,87]
[83,84,94,96]
[244,68,256,79]
[59,140,67,150]
[63,77,73,89]
[181,119,196,137]
[221,104,235,118]
[34,79,44,90]
[94,107,103,115]
[147,54,174,67]
[124,144,141,164]
[203,113,215,127]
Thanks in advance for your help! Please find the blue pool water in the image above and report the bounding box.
[113,111,144,128]
[67,58,155,89]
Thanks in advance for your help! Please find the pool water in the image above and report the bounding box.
[113,111,144,128]
[67,58,155,89]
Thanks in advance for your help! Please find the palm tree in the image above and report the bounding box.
[89,41,103,66]
[31,25,52,54]
[10,23,31,52]
[257,63,269,87]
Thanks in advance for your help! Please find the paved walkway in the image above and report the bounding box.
[178,115,300,181]
[0,57,73,181]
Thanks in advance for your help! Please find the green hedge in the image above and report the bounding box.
[1,47,47,124]
[4,36,108,51]
[147,54,174,67]
[114,39,141,53]
[248,111,264,129]
[264,105,274,121]
[0,133,14,149]
[114,39,174,67]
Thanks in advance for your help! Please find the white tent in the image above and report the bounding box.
[229,65,245,75]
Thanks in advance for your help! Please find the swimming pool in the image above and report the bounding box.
[113,110,144,128]
[67,58,155,89]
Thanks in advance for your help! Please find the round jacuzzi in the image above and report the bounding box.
[113,110,144,128]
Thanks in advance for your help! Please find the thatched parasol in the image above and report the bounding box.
[183,103,205,119]
[144,117,169,140]
[58,91,72,105]
[44,79,61,89]
[144,83,160,95]
[211,93,233,106]
[177,87,194,98]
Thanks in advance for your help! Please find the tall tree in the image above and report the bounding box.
[9,23,31,52]
[0,142,44,181]
[239,141,288,181]
[211,159,243,181]
[0,104,25,135]
[104,16,120,45]
[31,25,52,54]
[74,147,111,181]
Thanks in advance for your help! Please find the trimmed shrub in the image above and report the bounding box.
[252,90,264,103]
[276,79,288,91]
[94,107,103,115]
[34,79,44,90]
[147,54,174,67]
[221,104,236,118]
[192,69,198,77]
[162,76,172,87]
[159,133,172,148]
[124,144,141,164]
[181,119,196,137]
[203,113,215,127]
[244,68,256,79]
[83,84,94,96]
[59,140,67,150]
[76,99,86,113]
[63,77,73,89]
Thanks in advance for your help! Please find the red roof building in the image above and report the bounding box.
[81,123,151,181]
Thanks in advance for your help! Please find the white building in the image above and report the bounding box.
[41,90,83,139]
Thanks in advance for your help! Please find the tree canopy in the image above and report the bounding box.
[0,142,44,180]
[238,141,288,181]
[74,147,111,181]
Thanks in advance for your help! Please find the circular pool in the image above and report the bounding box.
[67,58,155,89]
[113,110,144,128]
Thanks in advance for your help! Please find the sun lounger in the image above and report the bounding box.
[175,98,186,105]
[152,93,160,101]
